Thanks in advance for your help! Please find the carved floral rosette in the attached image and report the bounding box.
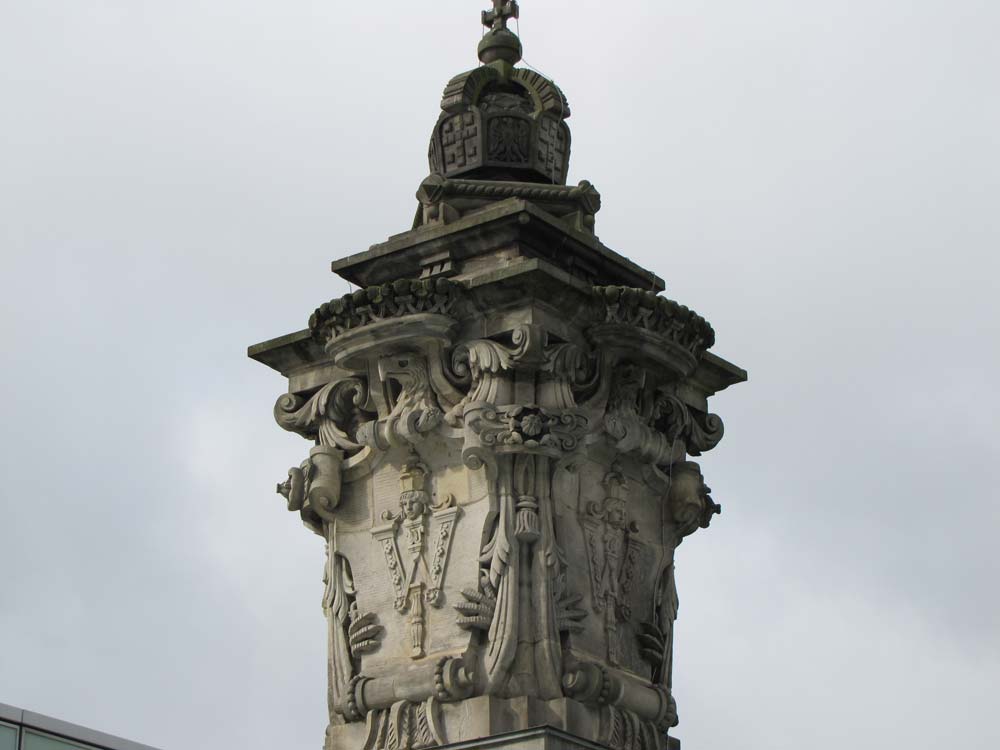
[270,279,731,750]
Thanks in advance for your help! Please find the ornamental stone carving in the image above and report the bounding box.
[372,459,460,659]
[249,4,746,750]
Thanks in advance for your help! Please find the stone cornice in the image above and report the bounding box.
[330,198,665,292]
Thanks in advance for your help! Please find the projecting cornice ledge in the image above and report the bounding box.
[331,198,665,293]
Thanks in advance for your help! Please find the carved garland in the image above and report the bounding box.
[309,278,463,344]
[592,286,716,355]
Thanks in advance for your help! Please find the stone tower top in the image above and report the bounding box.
[428,1,571,185]
[250,5,747,749]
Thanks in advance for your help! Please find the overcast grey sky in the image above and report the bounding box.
[1,1,998,748]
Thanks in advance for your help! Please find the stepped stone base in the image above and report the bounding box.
[327,696,679,750]
[435,726,681,750]
[440,726,626,749]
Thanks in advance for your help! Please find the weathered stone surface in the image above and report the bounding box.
[249,5,745,750]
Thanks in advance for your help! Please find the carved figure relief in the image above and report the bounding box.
[582,465,642,665]
[372,460,460,659]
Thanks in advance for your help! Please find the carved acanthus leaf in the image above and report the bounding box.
[446,325,545,420]
[652,392,725,457]
[363,698,446,750]
[323,547,357,722]
[274,377,369,452]
[348,608,384,657]
[637,621,667,675]
[454,574,498,631]
[446,340,514,418]
[540,342,596,409]
[447,326,595,424]
[604,705,671,750]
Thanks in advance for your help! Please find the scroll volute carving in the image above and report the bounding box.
[447,325,548,419]
[448,324,592,415]
[274,378,373,530]
[277,446,345,524]
[667,462,720,540]
[652,390,725,458]
[274,378,371,452]
[448,327,593,477]
[603,364,679,468]
[538,341,594,410]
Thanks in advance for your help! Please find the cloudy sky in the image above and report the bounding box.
[1,1,997,748]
